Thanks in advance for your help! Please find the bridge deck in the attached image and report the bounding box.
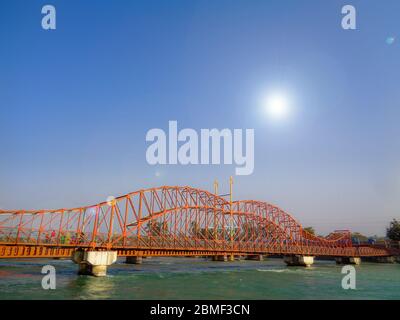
[0,243,392,259]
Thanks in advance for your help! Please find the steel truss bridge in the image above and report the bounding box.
[0,186,392,259]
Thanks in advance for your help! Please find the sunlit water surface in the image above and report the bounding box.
[0,257,399,299]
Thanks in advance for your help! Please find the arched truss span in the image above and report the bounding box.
[0,186,389,257]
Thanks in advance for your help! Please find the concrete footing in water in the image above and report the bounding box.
[72,251,117,277]
[212,255,228,262]
[284,255,314,267]
[335,257,361,265]
[245,254,264,261]
[363,256,396,263]
[212,254,243,261]
[125,256,143,264]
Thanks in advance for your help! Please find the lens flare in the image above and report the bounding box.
[106,196,116,206]
[386,37,395,45]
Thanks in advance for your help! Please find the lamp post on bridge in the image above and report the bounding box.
[211,177,234,261]
[230,176,234,255]
[214,179,218,244]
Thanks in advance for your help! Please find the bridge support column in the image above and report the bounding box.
[125,256,143,264]
[363,256,395,263]
[245,254,264,261]
[72,251,117,277]
[228,254,235,262]
[212,255,228,262]
[335,257,361,265]
[374,256,395,263]
[284,255,314,267]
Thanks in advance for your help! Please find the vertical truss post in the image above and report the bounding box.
[90,206,99,248]
[107,204,115,246]
[36,212,44,244]
[230,176,233,250]
[57,210,64,245]
[15,211,24,244]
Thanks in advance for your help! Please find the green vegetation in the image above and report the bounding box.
[351,232,368,242]
[146,220,169,236]
[303,227,315,235]
[386,219,400,241]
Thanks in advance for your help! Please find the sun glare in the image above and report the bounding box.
[264,93,290,120]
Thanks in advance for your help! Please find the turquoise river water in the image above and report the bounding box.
[0,257,399,299]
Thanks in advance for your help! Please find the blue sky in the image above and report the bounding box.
[1,0,399,235]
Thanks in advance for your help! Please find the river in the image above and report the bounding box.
[0,257,399,299]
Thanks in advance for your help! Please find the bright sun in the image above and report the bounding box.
[264,93,290,119]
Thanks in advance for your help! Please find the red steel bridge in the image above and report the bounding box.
[0,186,393,259]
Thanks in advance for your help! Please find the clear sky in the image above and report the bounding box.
[1,0,399,236]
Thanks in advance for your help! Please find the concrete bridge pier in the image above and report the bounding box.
[377,256,395,263]
[284,255,314,267]
[245,254,264,261]
[212,255,228,262]
[125,256,143,264]
[72,251,117,277]
[335,257,361,265]
[363,256,395,263]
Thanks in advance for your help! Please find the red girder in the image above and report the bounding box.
[0,186,391,257]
